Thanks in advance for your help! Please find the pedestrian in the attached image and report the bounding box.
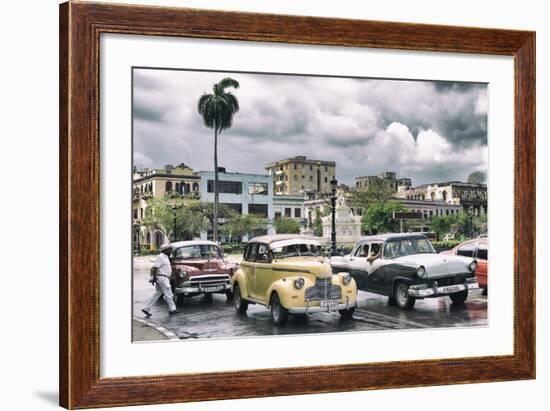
[142,245,177,317]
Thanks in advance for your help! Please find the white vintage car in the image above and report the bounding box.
[330,233,479,309]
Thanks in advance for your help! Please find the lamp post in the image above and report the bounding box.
[135,225,141,256]
[467,207,474,239]
[330,178,338,256]
[172,204,178,242]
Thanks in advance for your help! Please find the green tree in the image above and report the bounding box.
[197,77,240,242]
[221,214,267,240]
[350,178,394,211]
[467,171,486,184]
[313,211,323,237]
[274,217,301,234]
[143,196,210,241]
[361,200,404,234]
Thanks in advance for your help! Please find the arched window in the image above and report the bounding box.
[430,192,435,201]
[165,181,172,192]
[186,183,191,193]
[193,183,199,192]
[175,182,180,193]
[442,190,448,201]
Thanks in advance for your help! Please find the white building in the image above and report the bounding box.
[198,168,275,241]
[273,194,307,226]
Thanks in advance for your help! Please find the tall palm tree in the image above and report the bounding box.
[197,77,240,242]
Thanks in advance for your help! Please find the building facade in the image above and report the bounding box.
[198,168,275,241]
[272,194,307,226]
[132,163,201,251]
[265,156,336,195]
[355,171,411,192]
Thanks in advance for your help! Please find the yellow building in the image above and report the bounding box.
[265,156,336,196]
[132,163,200,250]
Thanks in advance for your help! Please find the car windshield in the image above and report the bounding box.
[383,238,436,259]
[174,244,221,259]
[271,243,322,259]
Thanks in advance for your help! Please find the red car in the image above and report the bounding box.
[440,237,488,291]
[163,241,238,305]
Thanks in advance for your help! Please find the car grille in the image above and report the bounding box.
[186,274,230,287]
[305,278,342,301]
[430,276,466,287]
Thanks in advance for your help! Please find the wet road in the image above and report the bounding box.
[132,256,487,341]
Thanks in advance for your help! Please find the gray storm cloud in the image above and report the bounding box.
[132,68,487,186]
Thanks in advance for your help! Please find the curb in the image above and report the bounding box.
[134,317,179,340]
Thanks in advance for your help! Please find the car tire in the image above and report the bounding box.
[449,289,468,305]
[394,281,416,310]
[270,293,289,326]
[175,294,185,307]
[233,284,248,314]
[225,290,234,301]
[339,307,355,318]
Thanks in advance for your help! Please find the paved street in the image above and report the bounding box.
[132,256,487,341]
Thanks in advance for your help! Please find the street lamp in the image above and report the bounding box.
[467,207,474,239]
[172,204,178,242]
[330,178,338,256]
[134,225,141,256]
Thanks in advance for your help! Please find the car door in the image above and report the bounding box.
[348,242,369,289]
[364,242,386,292]
[240,244,257,299]
[252,244,273,303]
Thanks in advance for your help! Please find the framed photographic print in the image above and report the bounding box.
[59,1,535,409]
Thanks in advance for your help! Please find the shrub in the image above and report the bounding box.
[431,240,461,252]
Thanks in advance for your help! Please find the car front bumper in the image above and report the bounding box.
[408,277,479,298]
[288,298,356,314]
[174,279,231,295]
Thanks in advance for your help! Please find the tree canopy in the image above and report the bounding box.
[361,200,405,234]
[274,217,301,234]
[467,171,486,184]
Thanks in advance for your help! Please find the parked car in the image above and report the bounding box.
[330,233,479,309]
[440,237,488,292]
[162,241,238,305]
[231,235,357,325]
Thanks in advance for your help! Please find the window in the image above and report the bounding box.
[165,181,172,192]
[133,208,138,219]
[274,211,282,220]
[324,165,328,172]
[193,183,199,191]
[223,203,242,214]
[248,182,268,195]
[354,243,369,257]
[309,165,313,171]
[174,244,221,259]
[294,208,301,218]
[207,180,242,194]
[294,164,297,170]
[294,175,298,181]
[284,207,292,217]
[248,203,268,217]
[457,242,476,258]
[244,244,258,262]
[256,244,271,263]
[309,176,313,182]
[324,176,328,183]
[477,243,488,260]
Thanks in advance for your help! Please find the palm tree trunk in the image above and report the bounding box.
[213,127,219,242]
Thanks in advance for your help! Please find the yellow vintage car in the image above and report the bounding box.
[231,235,357,325]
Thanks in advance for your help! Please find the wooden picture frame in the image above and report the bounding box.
[59,1,535,408]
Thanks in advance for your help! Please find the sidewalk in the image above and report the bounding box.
[132,319,169,341]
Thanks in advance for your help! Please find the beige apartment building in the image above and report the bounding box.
[265,156,336,195]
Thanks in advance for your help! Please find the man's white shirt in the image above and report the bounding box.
[153,253,172,276]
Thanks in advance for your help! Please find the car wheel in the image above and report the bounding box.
[233,284,248,314]
[175,294,185,307]
[394,282,415,310]
[449,289,468,305]
[225,290,234,301]
[339,307,355,318]
[270,293,289,326]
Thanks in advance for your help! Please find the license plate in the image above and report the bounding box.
[320,299,339,307]
[201,285,223,292]
[442,285,461,293]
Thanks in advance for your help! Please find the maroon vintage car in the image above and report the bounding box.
[163,240,237,305]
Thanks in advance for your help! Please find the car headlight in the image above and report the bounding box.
[294,277,305,289]
[342,273,352,285]
[176,269,188,281]
[469,261,477,272]
[416,266,426,278]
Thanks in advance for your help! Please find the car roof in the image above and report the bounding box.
[248,234,320,245]
[357,233,428,242]
[164,240,220,249]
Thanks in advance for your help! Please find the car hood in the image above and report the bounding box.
[271,257,332,278]
[392,253,474,277]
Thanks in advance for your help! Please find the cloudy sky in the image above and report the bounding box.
[133,68,487,186]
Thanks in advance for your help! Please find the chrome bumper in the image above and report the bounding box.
[175,282,231,294]
[288,298,356,314]
[409,278,479,298]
